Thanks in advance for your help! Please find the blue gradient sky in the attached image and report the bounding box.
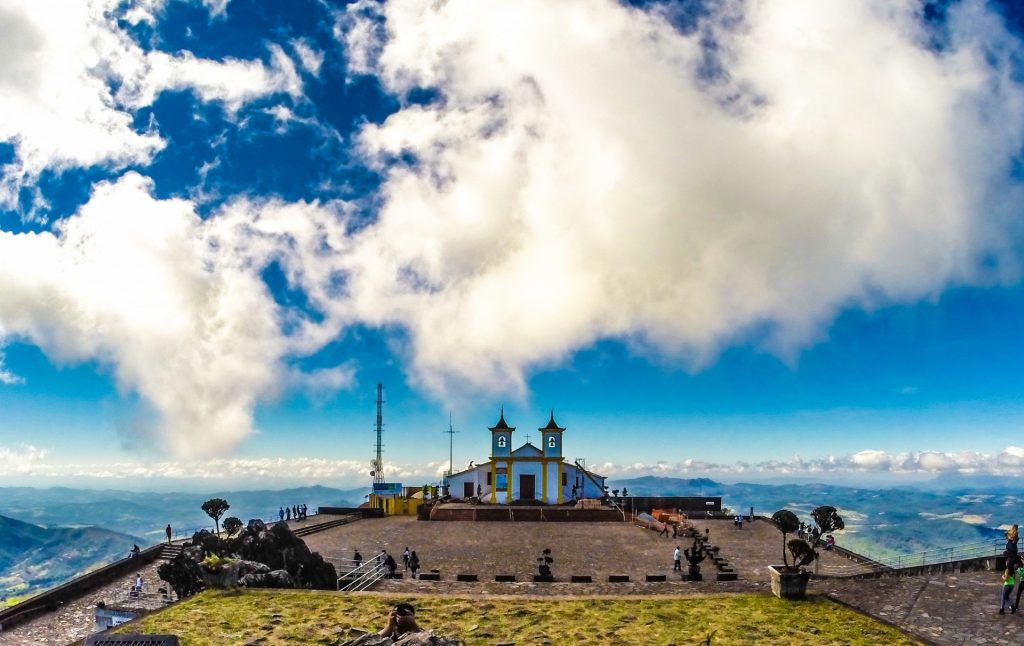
[1,0,1024,489]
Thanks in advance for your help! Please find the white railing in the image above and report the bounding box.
[878,538,1008,570]
[336,558,388,592]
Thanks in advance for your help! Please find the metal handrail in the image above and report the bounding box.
[878,537,1009,570]
[336,559,388,592]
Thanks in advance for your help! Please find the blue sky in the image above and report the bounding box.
[1,0,1024,490]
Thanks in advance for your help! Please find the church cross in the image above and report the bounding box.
[524,433,532,444]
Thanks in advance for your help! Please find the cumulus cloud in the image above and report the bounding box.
[0,350,21,385]
[0,173,352,457]
[0,0,302,209]
[337,0,1024,398]
[0,444,48,473]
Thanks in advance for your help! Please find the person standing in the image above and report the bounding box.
[279,507,284,522]
[673,546,682,571]
[1007,524,1020,563]
[1001,557,1019,614]
[409,551,420,579]
[165,524,172,544]
[403,547,411,571]
[353,550,363,568]
[1014,558,1024,613]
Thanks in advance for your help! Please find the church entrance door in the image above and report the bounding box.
[464,482,474,498]
[519,474,536,501]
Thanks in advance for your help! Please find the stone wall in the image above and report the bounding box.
[429,506,623,521]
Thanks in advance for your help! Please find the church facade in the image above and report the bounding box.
[445,411,607,504]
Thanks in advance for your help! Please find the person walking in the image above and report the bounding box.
[403,547,411,571]
[1000,557,1019,614]
[409,551,420,579]
[1014,558,1024,613]
[673,546,682,571]
[353,550,363,568]
[165,524,172,544]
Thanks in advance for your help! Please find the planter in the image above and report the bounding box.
[768,565,810,599]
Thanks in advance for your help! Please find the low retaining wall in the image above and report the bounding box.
[318,507,384,518]
[429,506,623,522]
[0,544,163,632]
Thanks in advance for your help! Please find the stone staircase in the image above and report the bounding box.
[293,514,361,538]
[158,543,183,560]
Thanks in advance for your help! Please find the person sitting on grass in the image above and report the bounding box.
[379,602,422,639]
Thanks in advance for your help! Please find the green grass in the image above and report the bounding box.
[119,589,922,645]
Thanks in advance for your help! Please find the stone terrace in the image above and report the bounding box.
[8,515,1021,645]
[303,515,874,595]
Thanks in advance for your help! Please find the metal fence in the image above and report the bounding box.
[877,537,1008,570]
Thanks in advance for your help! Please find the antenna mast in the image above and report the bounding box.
[373,383,385,486]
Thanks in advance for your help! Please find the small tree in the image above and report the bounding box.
[222,516,243,536]
[772,509,816,570]
[811,505,845,546]
[201,498,230,535]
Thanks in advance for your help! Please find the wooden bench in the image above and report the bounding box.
[608,575,630,583]
[495,574,517,582]
[456,574,478,582]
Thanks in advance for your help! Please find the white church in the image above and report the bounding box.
[445,410,607,504]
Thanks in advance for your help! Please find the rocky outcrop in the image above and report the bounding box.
[158,520,336,595]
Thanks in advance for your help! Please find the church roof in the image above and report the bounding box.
[489,408,515,431]
[512,442,543,457]
[541,410,564,431]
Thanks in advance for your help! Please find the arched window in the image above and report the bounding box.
[497,436,506,448]
[548,435,556,448]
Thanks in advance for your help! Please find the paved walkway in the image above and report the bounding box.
[7,516,1021,645]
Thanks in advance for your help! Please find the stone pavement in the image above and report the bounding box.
[822,573,1024,646]
[303,515,874,591]
[6,516,1020,645]
[0,559,167,646]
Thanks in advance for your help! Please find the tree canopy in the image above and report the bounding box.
[201,498,231,535]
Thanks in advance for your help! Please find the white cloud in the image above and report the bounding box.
[0,173,352,457]
[12,445,1024,485]
[0,444,48,472]
[0,0,303,209]
[0,350,22,385]
[292,39,325,77]
[336,0,1024,400]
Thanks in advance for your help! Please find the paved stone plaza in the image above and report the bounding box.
[6,515,1024,644]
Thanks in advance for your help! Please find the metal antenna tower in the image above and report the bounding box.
[372,383,385,486]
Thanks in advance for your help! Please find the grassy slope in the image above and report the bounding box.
[121,589,923,645]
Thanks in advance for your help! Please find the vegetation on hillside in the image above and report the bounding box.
[121,589,923,645]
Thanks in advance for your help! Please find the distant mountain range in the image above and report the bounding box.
[608,476,1012,560]
[0,484,368,545]
[0,514,143,603]
[0,484,367,604]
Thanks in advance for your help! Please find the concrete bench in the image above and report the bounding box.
[608,575,630,583]
[645,574,667,582]
[495,574,517,582]
[418,573,440,581]
[570,575,592,583]
[716,572,738,581]
[533,575,554,582]
[456,574,478,582]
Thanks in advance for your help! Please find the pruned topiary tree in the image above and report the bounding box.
[771,509,817,570]
[201,498,230,535]
[222,516,243,536]
[811,505,845,546]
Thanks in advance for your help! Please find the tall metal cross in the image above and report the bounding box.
[444,413,458,479]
